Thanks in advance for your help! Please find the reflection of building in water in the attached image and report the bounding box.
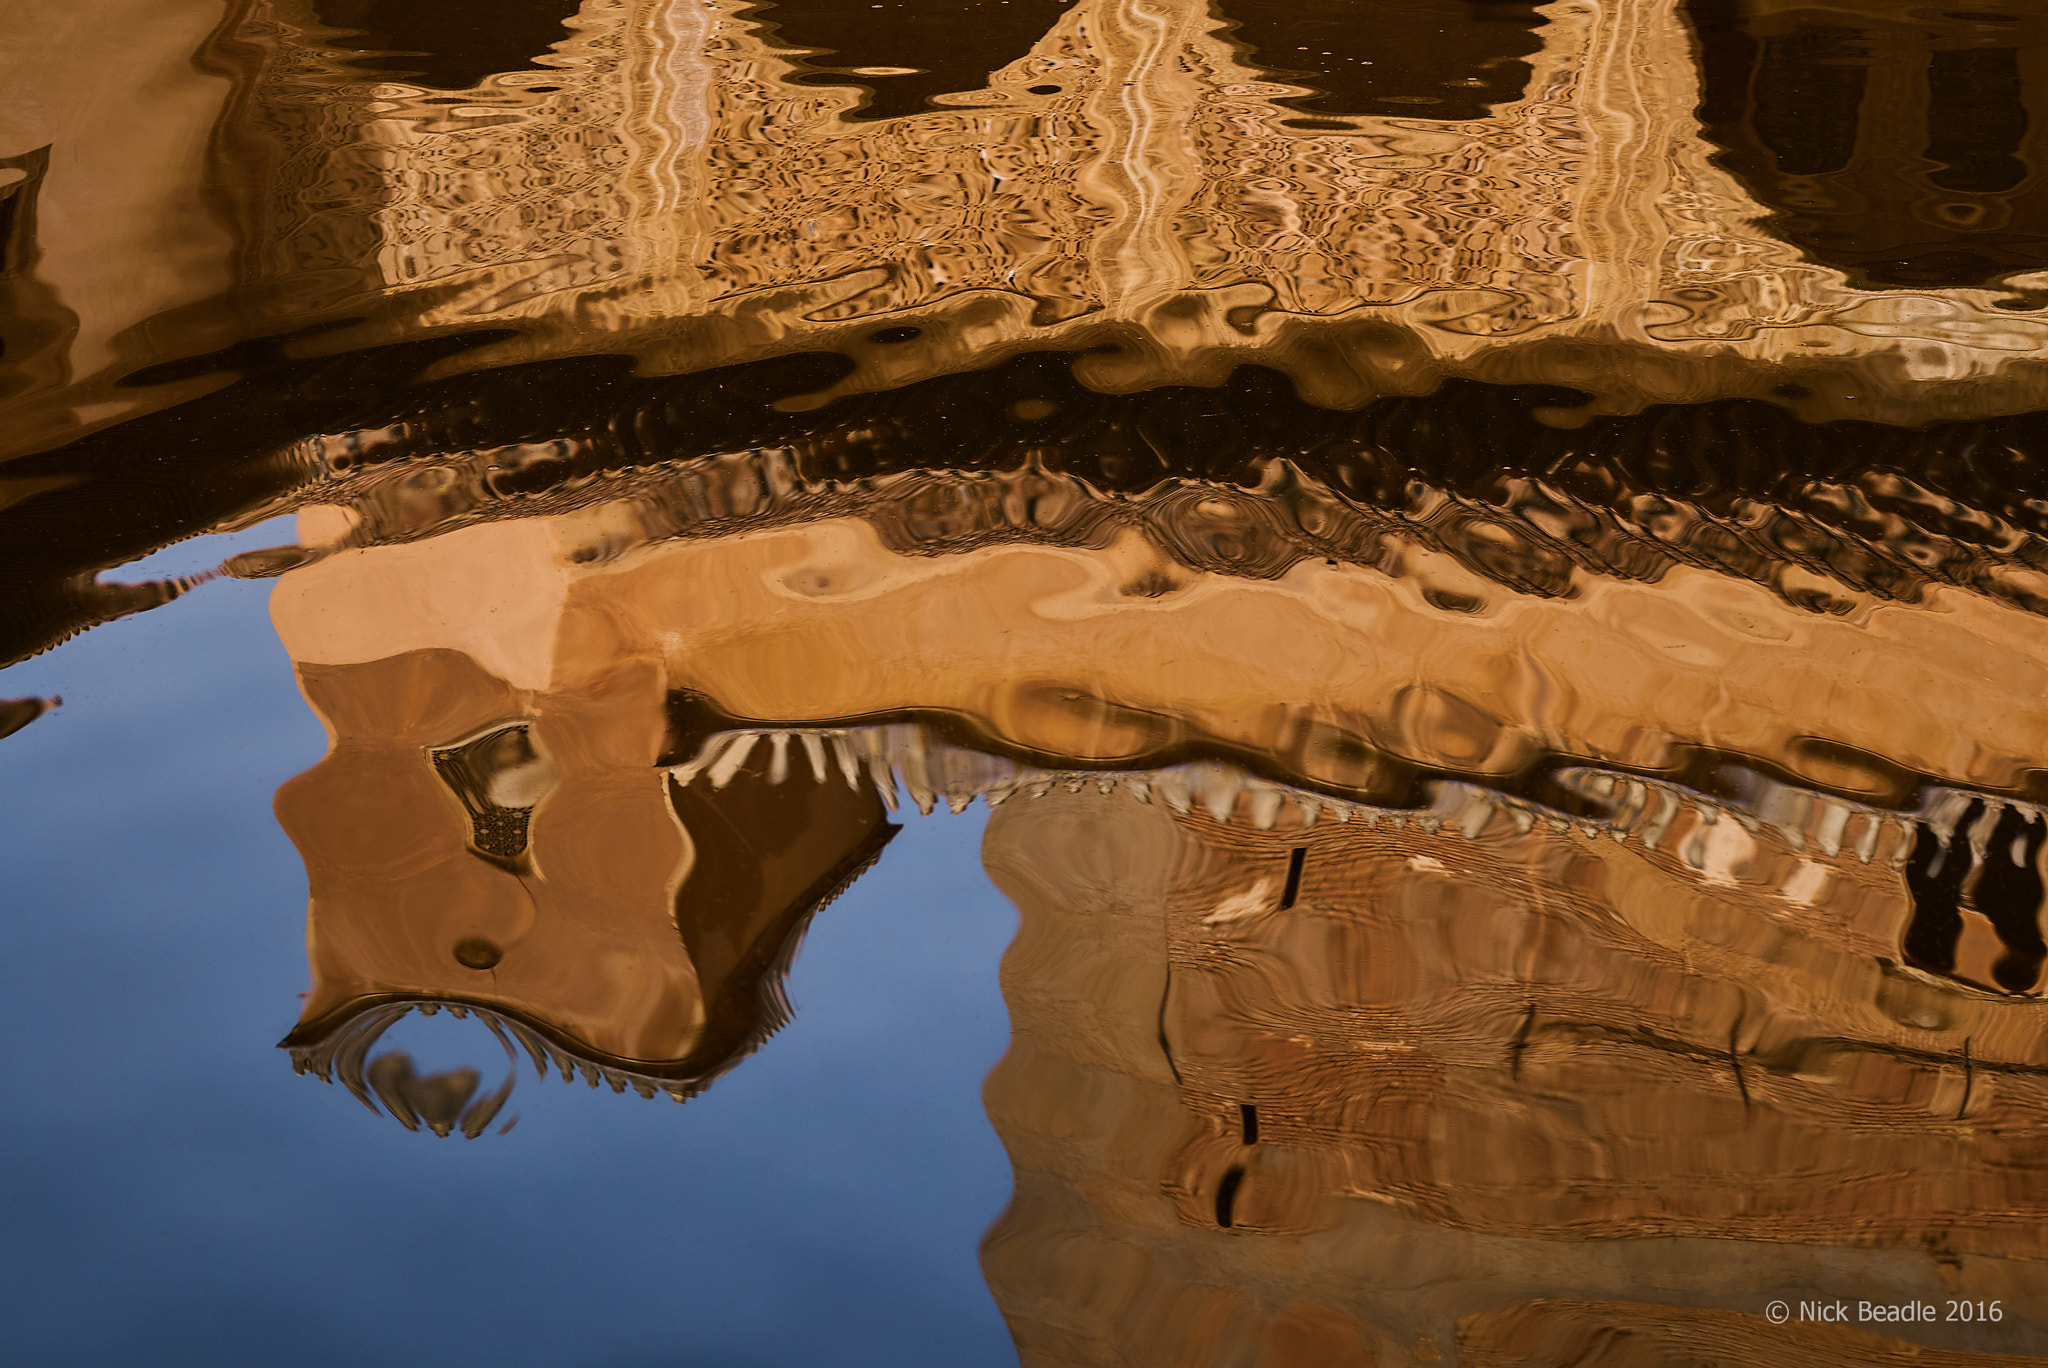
[11,0,2048,462]
[1688,1,2048,290]
[980,784,2048,1364]
[262,447,2048,1343]
[270,452,2048,1035]
[182,0,2048,428]
[270,517,896,1116]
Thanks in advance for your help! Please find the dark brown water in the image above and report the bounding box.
[7,2,2048,1364]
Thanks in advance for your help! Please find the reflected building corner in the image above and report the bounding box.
[268,530,898,1125]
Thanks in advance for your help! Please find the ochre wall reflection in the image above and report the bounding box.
[263,469,2048,1354]
[0,0,237,450]
[279,495,2048,810]
[982,784,2048,1364]
[16,0,2048,464]
[272,484,2048,1002]
[272,517,895,1103]
[8,0,2048,1358]
[212,0,2048,424]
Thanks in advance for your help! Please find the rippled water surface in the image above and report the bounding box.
[10,2,2048,1363]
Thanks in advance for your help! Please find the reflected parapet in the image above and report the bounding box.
[237,351,2048,631]
[206,0,2048,422]
[15,0,2048,661]
[265,470,2048,1063]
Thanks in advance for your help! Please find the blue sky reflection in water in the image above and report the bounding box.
[0,526,1019,1367]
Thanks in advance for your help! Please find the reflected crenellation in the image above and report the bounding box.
[236,351,2048,630]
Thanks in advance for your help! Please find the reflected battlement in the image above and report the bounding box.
[262,445,2048,1128]
[241,351,2048,628]
[13,337,2048,671]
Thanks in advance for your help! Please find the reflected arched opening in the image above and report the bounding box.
[1684,0,2048,289]
[309,0,585,89]
[1215,0,1552,126]
[742,0,1071,121]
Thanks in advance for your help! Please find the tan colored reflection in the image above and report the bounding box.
[14,0,2048,463]
[210,0,2048,425]
[265,468,2048,1352]
[0,0,239,452]
[279,497,2048,817]
[269,489,2048,1077]
[982,784,2048,1364]
[272,523,895,1103]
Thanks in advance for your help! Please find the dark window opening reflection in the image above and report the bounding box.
[746,0,1072,121]
[1971,808,2048,992]
[1214,1164,1245,1228]
[1279,846,1306,909]
[1749,25,1867,175]
[1684,0,2048,289]
[1927,46,2030,193]
[1216,0,1551,125]
[1904,807,1979,977]
[310,0,585,90]
[1904,800,2048,993]
[428,721,552,869]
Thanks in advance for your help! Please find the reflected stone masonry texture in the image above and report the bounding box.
[7,0,2048,1364]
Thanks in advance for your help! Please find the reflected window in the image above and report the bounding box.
[428,722,557,869]
[1748,24,1866,176]
[1926,46,2029,193]
[1903,800,2048,994]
